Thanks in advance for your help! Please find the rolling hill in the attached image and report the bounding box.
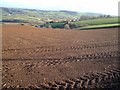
[1,7,102,24]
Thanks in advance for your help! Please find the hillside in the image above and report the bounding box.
[1,7,119,29]
[1,7,102,24]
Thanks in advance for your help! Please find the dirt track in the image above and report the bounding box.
[2,24,120,89]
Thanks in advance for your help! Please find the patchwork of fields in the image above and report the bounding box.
[2,24,120,89]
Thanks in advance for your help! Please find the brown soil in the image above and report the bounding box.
[1,24,120,89]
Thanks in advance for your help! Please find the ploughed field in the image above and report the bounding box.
[2,24,120,89]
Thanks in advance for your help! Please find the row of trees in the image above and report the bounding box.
[47,24,70,29]
[71,15,112,22]
[39,20,79,29]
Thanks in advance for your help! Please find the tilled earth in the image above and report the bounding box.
[1,24,120,89]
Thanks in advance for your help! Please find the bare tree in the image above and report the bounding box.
[64,24,70,29]
[48,25,52,29]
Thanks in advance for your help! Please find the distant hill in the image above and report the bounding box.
[1,7,103,24]
[1,7,119,29]
[1,7,102,16]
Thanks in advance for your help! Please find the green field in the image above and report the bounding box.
[71,18,119,26]
[43,17,119,29]
[70,17,119,29]
[76,24,119,29]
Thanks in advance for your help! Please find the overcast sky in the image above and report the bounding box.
[1,0,119,15]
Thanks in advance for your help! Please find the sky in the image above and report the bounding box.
[1,0,119,15]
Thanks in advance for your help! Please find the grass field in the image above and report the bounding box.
[2,24,120,89]
[77,23,119,29]
[41,17,119,29]
[71,17,119,26]
[70,17,119,29]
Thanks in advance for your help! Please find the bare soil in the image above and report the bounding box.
[1,24,120,89]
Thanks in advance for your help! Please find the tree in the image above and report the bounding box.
[64,24,70,29]
[48,25,52,29]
